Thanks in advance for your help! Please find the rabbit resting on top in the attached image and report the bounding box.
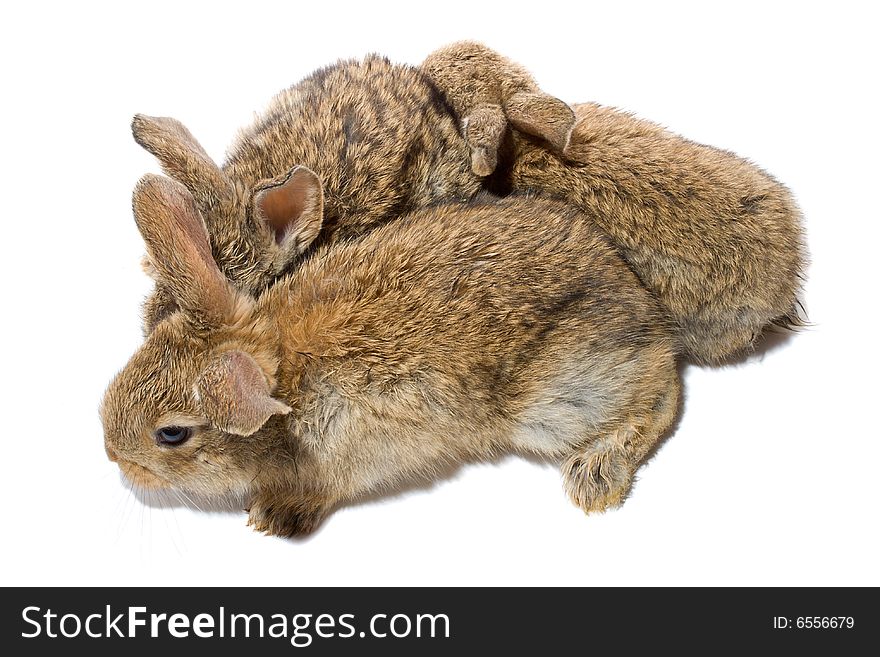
[134,45,804,365]
[424,42,807,364]
[131,55,483,331]
[102,174,679,537]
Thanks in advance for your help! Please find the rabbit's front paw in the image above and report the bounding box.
[247,491,328,537]
[562,441,633,514]
[462,104,507,176]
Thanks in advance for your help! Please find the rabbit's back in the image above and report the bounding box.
[224,56,480,243]
[287,195,673,361]
[270,197,678,495]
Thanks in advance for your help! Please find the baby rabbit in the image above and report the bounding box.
[422,41,806,364]
[102,173,680,537]
[132,55,482,331]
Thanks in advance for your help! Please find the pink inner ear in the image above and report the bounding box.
[198,350,291,436]
[165,187,217,265]
[257,176,313,243]
[227,351,270,400]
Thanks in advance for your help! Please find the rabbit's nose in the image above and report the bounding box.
[105,445,119,462]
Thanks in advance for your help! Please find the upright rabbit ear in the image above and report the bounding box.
[197,350,292,436]
[504,92,576,154]
[253,165,324,273]
[131,114,232,206]
[132,174,239,323]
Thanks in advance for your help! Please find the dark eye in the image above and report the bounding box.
[155,426,192,446]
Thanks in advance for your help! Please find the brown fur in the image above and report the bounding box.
[132,56,481,331]
[133,46,804,364]
[422,41,807,364]
[102,177,679,537]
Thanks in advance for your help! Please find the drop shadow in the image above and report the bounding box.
[119,452,533,544]
[710,293,813,369]
[337,451,557,510]
[286,452,560,544]
[710,325,805,369]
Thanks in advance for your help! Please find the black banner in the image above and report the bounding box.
[2,588,874,653]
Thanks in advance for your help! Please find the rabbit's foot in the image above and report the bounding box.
[462,104,507,176]
[247,490,329,537]
[562,437,634,514]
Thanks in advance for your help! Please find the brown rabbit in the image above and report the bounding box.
[422,41,807,364]
[102,173,680,537]
[132,55,482,331]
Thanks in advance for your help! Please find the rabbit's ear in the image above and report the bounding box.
[131,114,232,205]
[197,350,291,436]
[504,92,576,154]
[132,174,239,323]
[254,165,324,271]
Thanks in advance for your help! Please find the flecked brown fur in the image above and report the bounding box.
[133,55,481,330]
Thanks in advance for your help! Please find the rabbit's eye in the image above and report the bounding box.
[155,426,192,446]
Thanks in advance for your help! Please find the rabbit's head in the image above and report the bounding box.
[101,174,314,496]
[131,115,324,331]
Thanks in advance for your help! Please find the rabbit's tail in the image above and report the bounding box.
[674,295,809,365]
[771,297,810,333]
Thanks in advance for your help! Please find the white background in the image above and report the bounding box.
[1,0,877,586]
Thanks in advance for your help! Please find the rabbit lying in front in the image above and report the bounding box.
[422,42,806,364]
[102,173,679,537]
